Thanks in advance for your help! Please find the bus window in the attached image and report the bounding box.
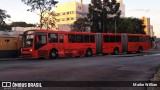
[76,34,83,43]
[35,32,47,50]
[84,35,89,43]
[59,35,64,43]
[68,34,75,43]
[36,33,47,44]
[128,36,133,42]
[24,34,34,47]
[139,36,143,42]
[90,35,95,43]
[49,33,58,43]
[110,36,116,42]
[146,36,151,42]
[104,35,110,43]
[116,36,121,42]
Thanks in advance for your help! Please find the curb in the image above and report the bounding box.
[0,57,23,61]
[0,50,157,61]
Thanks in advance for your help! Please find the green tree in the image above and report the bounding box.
[70,18,90,32]
[0,9,11,31]
[22,0,58,29]
[106,17,146,34]
[10,22,35,27]
[88,0,121,33]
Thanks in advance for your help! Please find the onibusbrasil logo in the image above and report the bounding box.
[1,82,42,88]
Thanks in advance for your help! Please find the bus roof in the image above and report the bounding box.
[25,30,96,34]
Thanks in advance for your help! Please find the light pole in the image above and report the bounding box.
[115,19,117,34]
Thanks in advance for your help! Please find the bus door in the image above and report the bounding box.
[145,36,151,50]
[57,34,65,57]
[35,32,48,57]
[96,33,102,54]
[122,34,128,52]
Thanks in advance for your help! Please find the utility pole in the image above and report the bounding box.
[115,19,117,33]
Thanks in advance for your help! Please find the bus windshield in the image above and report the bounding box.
[23,34,34,47]
[22,30,35,47]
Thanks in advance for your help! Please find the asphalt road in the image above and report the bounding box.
[0,44,160,90]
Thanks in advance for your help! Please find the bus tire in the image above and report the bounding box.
[49,49,58,59]
[138,47,143,53]
[113,48,119,55]
[86,49,92,57]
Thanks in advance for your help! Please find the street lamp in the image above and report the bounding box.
[115,18,117,33]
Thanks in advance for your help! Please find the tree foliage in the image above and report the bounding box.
[0,9,11,31]
[88,0,121,33]
[22,0,58,29]
[10,22,35,27]
[70,18,90,32]
[106,17,146,34]
[71,0,145,34]
[41,11,58,30]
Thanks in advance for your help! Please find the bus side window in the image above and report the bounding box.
[104,35,110,43]
[59,35,64,43]
[76,34,83,43]
[128,36,133,42]
[84,35,89,43]
[110,36,115,42]
[90,35,95,43]
[139,36,143,42]
[146,36,151,42]
[68,34,75,43]
[116,36,121,42]
[49,33,58,43]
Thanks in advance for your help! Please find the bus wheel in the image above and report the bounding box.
[86,49,92,57]
[138,47,143,53]
[113,48,119,55]
[49,50,58,59]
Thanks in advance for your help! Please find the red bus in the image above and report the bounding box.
[122,34,151,53]
[96,33,122,55]
[96,33,151,55]
[21,30,96,59]
[21,30,152,59]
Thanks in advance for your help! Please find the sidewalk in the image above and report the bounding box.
[0,57,22,61]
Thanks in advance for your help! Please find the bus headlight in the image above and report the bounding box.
[30,49,32,51]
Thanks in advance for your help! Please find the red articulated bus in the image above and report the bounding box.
[21,30,152,59]
[96,33,122,55]
[121,34,151,53]
[21,30,96,59]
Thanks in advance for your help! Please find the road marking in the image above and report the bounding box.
[153,54,160,56]
[144,54,160,56]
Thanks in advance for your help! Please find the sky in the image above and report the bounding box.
[0,0,160,37]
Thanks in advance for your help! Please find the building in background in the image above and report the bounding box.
[117,0,125,17]
[54,0,125,31]
[54,0,88,31]
[11,26,40,35]
[141,17,151,36]
[150,25,154,37]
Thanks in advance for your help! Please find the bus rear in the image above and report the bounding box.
[122,34,152,53]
